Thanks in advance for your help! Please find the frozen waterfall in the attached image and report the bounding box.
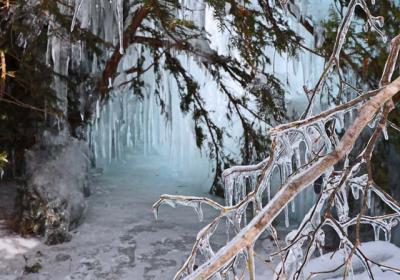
[77,0,332,223]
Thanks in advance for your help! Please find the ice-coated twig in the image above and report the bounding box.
[153,194,225,219]
[302,0,387,119]
[270,88,377,134]
[153,192,258,279]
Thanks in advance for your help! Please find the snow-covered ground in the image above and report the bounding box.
[0,150,400,279]
[303,241,400,280]
[0,150,273,279]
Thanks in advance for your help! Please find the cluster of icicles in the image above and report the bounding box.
[87,92,137,167]
[71,0,125,54]
[153,91,400,279]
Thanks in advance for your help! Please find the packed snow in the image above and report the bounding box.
[0,150,264,279]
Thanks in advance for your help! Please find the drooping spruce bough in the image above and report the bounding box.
[153,1,400,279]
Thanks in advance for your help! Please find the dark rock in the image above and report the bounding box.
[55,253,71,262]
[24,262,42,274]
[118,244,136,265]
[18,134,92,245]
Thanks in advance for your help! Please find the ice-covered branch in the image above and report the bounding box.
[153,194,225,221]
[154,2,400,279]
[183,57,400,280]
[270,88,377,133]
[302,0,387,118]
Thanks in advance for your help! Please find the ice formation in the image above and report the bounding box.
[82,0,330,200]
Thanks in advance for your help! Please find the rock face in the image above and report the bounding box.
[19,133,91,245]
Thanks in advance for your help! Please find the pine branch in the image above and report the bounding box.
[98,4,152,97]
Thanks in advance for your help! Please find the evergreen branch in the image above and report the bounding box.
[0,93,61,117]
[98,4,152,97]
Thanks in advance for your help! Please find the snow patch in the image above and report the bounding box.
[304,241,400,279]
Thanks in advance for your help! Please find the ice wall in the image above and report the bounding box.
[82,1,332,222]
[88,56,213,190]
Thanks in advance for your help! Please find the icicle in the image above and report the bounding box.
[93,140,98,166]
[113,120,118,159]
[234,175,243,205]
[384,228,390,242]
[164,199,177,208]
[373,224,380,241]
[194,202,204,222]
[108,100,113,163]
[350,184,359,200]
[92,53,98,73]
[391,218,399,228]
[336,112,345,131]
[116,0,124,54]
[316,121,332,153]
[281,134,293,160]
[71,0,85,32]
[313,23,325,49]
[95,100,100,120]
[153,208,159,220]
[367,188,372,209]
[224,175,234,206]
[285,206,289,228]
[368,113,379,129]
[292,55,299,75]
[348,263,355,280]
[317,229,325,248]
[302,130,313,161]
[383,124,389,140]
[363,22,369,33]
[294,147,301,168]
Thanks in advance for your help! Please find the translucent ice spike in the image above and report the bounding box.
[116,0,124,54]
[71,0,85,32]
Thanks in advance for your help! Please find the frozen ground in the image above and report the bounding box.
[0,150,274,280]
[0,150,400,279]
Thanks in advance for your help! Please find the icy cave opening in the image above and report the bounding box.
[84,0,331,225]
